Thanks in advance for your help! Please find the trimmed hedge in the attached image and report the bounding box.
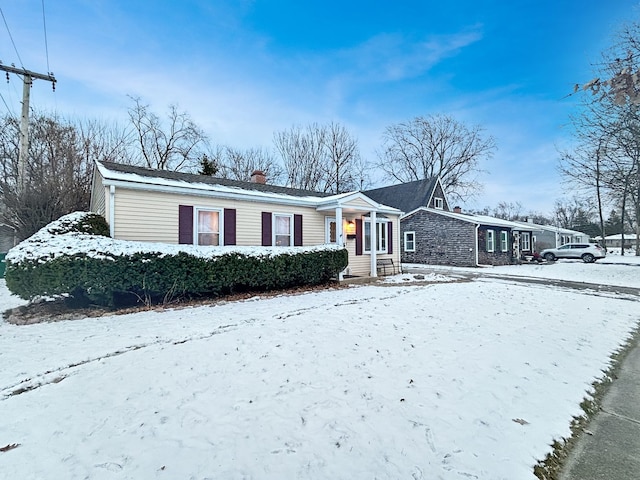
[5,212,349,308]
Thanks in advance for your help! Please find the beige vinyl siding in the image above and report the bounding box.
[343,216,401,277]
[113,188,327,246]
[90,177,106,216]
[344,197,375,209]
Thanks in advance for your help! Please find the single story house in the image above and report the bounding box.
[90,161,402,278]
[512,220,590,250]
[595,233,639,249]
[400,207,536,267]
[365,178,536,266]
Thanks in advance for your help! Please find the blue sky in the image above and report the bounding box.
[1,1,639,215]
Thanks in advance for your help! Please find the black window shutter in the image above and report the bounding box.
[178,205,193,244]
[261,212,272,246]
[294,214,303,246]
[224,208,236,246]
[387,222,393,254]
[355,219,363,256]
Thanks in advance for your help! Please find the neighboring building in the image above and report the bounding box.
[90,161,402,278]
[598,233,638,249]
[512,220,590,250]
[401,208,536,267]
[365,177,536,266]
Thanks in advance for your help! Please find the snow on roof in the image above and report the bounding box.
[97,162,400,214]
[402,207,536,230]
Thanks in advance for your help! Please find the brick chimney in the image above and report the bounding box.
[250,170,266,184]
[453,206,462,213]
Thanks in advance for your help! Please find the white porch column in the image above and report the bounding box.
[370,210,377,277]
[336,207,343,246]
[336,207,344,281]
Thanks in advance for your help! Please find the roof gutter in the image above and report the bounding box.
[475,223,480,266]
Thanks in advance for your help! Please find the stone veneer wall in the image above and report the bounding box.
[401,211,477,266]
[476,227,512,266]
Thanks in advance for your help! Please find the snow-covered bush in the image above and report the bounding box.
[5,212,348,308]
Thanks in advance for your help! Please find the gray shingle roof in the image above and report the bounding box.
[99,161,334,198]
[364,178,438,213]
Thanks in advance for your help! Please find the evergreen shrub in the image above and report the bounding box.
[5,212,348,308]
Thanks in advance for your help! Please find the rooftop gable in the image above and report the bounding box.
[364,177,444,213]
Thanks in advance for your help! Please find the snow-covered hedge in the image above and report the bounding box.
[5,212,348,307]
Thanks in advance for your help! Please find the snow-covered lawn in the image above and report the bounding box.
[1,259,639,479]
[405,253,640,289]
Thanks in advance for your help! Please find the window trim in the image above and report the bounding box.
[363,218,389,254]
[194,207,223,246]
[273,213,294,247]
[434,197,444,209]
[521,232,531,251]
[486,229,495,253]
[500,231,508,252]
[404,231,416,252]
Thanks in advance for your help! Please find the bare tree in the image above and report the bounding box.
[565,21,640,254]
[575,22,640,106]
[0,113,99,240]
[273,122,363,193]
[323,122,360,193]
[492,201,523,221]
[127,96,209,171]
[273,124,327,191]
[553,197,596,232]
[215,146,284,183]
[376,114,496,202]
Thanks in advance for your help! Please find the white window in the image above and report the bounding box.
[364,219,388,254]
[404,231,416,252]
[434,197,444,209]
[486,229,495,253]
[196,208,222,246]
[521,232,531,251]
[274,214,293,246]
[500,231,508,252]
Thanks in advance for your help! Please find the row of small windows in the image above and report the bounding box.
[398,229,539,254]
[196,208,295,247]
[486,230,532,252]
[196,208,390,253]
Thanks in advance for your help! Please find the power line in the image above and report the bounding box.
[0,90,17,119]
[0,7,24,69]
[41,0,51,74]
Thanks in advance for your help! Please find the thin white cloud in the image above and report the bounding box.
[338,28,483,82]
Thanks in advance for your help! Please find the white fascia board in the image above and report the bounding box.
[99,164,333,207]
[431,176,451,209]
[316,191,402,216]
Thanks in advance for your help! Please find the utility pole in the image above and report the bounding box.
[0,64,56,193]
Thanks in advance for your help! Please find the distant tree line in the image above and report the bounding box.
[0,95,499,241]
[561,20,640,254]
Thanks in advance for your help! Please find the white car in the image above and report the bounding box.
[540,243,606,263]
